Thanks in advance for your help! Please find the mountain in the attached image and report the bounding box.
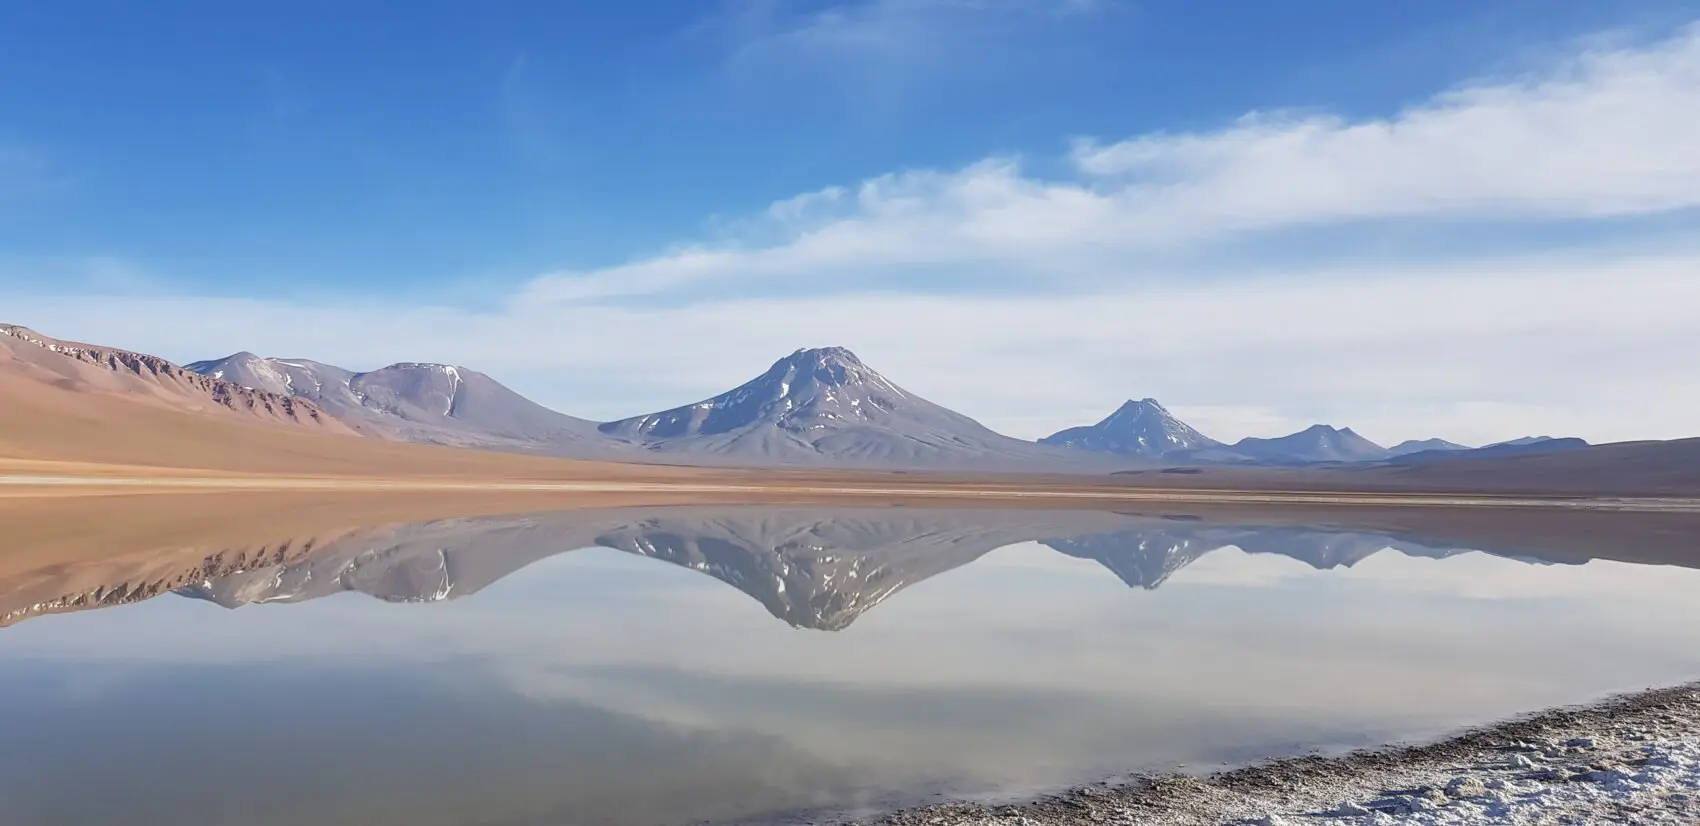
[187,352,621,455]
[1387,438,1471,456]
[0,324,351,437]
[1039,398,1222,457]
[1222,424,1391,464]
[598,347,1103,470]
[1389,436,1591,465]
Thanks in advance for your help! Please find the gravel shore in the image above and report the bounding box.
[848,683,1700,826]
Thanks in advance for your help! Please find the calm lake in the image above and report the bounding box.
[3,507,1699,826]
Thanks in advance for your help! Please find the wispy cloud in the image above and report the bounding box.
[528,24,1700,304]
[707,0,1120,109]
[1070,24,1700,224]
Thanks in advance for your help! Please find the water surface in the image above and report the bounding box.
[3,506,1699,825]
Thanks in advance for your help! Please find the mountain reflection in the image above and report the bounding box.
[1044,526,1469,590]
[131,508,1573,631]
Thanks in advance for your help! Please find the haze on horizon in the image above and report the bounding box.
[4,1,1699,448]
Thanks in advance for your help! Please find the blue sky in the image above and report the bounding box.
[5,1,1700,444]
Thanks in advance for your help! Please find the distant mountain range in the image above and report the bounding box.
[1034,399,1595,468]
[1388,436,1591,465]
[1,320,1606,473]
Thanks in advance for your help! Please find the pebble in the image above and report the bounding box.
[1445,776,1489,798]
[1370,795,1437,815]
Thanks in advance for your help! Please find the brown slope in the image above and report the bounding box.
[0,359,699,478]
[0,324,352,434]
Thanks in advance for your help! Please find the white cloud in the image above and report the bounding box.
[527,24,1700,304]
[1071,24,1700,226]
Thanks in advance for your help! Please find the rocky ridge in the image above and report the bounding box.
[1,324,345,431]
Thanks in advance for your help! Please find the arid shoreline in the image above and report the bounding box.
[4,469,1700,513]
[844,682,1700,826]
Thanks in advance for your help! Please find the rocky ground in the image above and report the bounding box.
[850,683,1700,826]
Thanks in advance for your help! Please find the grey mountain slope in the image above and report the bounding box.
[598,347,1111,471]
[1224,424,1392,464]
[188,352,624,455]
[1387,438,1471,456]
[1040,398,1222,457]
[1389,437,1591,465]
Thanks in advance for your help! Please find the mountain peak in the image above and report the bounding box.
[759,346,897,394]
[1040,397,1220,458]
[1231,423,1389,464]
[185,352,299,395]
[772,346,878,385]
[788,345,862,363]
[1113,397,1167,414]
